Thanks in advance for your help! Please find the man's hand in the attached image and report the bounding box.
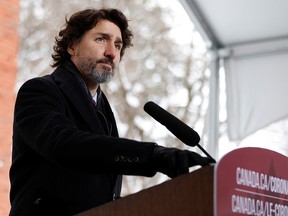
[152,145,214,178]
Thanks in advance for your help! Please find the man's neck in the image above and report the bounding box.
[86,82,99,97]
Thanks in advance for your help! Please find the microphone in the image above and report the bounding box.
[144,101,200,146]
[144,101,215,162]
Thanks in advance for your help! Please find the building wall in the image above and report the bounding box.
[0,0,19,215]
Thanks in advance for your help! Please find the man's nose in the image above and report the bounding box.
[104,43,116,59]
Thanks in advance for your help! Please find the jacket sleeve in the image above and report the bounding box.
[14,77,157,177]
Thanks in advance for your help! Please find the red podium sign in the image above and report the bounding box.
[215,147,288,216]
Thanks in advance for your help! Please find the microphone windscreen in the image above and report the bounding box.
[144,101,200,146]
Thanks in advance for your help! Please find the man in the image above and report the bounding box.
[9,8,213,215]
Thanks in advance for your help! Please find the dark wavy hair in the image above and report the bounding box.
[51,8,133,68]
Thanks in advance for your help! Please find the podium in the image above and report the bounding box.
[76,147,288,216]
[76,165,214,216]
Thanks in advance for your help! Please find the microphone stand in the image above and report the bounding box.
[195,143,216,163]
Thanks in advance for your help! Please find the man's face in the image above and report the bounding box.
[68,19,123,85]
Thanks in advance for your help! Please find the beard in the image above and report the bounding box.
[78,56,116,84]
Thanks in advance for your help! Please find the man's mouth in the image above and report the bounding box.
[97,59,114,70]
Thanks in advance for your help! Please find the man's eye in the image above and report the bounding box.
[115,44,122,50]
[96,38,106,43]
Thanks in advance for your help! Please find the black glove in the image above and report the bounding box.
[151,145,214,178]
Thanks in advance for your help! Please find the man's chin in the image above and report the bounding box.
[92,75,114,84]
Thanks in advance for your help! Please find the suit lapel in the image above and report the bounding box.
[51,66,101,132]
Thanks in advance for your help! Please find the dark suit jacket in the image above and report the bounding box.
[9,61,156,215]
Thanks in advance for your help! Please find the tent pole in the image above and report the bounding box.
[206,52,220,160]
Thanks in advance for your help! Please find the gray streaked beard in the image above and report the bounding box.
[89,64,115,84]
[79,57,115,84]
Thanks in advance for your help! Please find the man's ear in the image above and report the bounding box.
[67,43,75,56]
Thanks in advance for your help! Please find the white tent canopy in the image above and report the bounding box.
[179,0,288,156]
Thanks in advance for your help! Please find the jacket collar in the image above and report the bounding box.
[51,61,104,133]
